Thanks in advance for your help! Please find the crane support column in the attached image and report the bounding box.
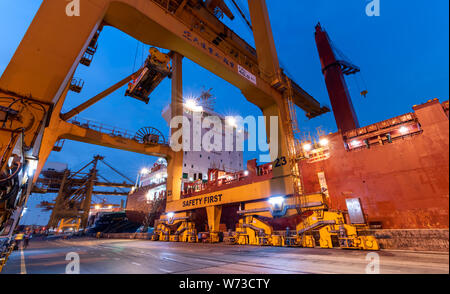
[206,205,222,243]
[247,0,295,188]
[315,24,359,132]
[166,52,184,202]
[248,0,282,84]
[261,103,293,179]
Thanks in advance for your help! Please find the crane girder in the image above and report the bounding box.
[0,0,326,111]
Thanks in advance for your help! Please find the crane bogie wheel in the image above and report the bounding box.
[135,127,166,145]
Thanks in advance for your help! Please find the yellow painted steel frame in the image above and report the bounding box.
[298,234,315,248]
[230,197,378,250]
[169,221,197,243]
[0,0,326,205]
[57,218,81,233]
[297,210,379,251]
[235,215,273,246]
[0,0,329,239]
[153,221,171,242]
[155,213,197,243]
[149,47,172,71]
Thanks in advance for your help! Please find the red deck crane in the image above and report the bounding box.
[315,23,360,132]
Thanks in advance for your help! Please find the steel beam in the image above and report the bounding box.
[61,70,142,121]
[166,52,184,202]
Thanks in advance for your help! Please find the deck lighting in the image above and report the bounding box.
[185,99,196,109]
[399,126,409,135]
[244,170,249,176]
[226,117,237,128]
[95,205,100,210]
[185,99,203,112]
[351,140,361,148]
[140,168,149,175]
[303,143,312,152]
[167,212,175,219]
[319,138,329,147]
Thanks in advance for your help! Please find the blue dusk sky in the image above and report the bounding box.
[0,1,448,225]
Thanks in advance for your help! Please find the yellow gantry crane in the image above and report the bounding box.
[0,0,377,256]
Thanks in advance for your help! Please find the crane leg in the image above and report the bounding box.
[206,206,222,243]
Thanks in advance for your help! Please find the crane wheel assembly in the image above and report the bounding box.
[149,208,379,251]
[225,210,379,250]
[152,219,197,243]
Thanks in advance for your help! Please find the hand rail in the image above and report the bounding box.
[68,117,168,145]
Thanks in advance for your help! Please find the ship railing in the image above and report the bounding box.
[343,112,422,151]
[68,117,138,140]
[442,100,449,118]
[132,180,167,195]
[343,112,417,139]
[181,167,273,198]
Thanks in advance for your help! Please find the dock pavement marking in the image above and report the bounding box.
[20,246,27,274]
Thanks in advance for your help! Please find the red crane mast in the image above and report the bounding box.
[315,23,360,132]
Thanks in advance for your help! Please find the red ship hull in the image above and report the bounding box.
[300,100,449,229]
